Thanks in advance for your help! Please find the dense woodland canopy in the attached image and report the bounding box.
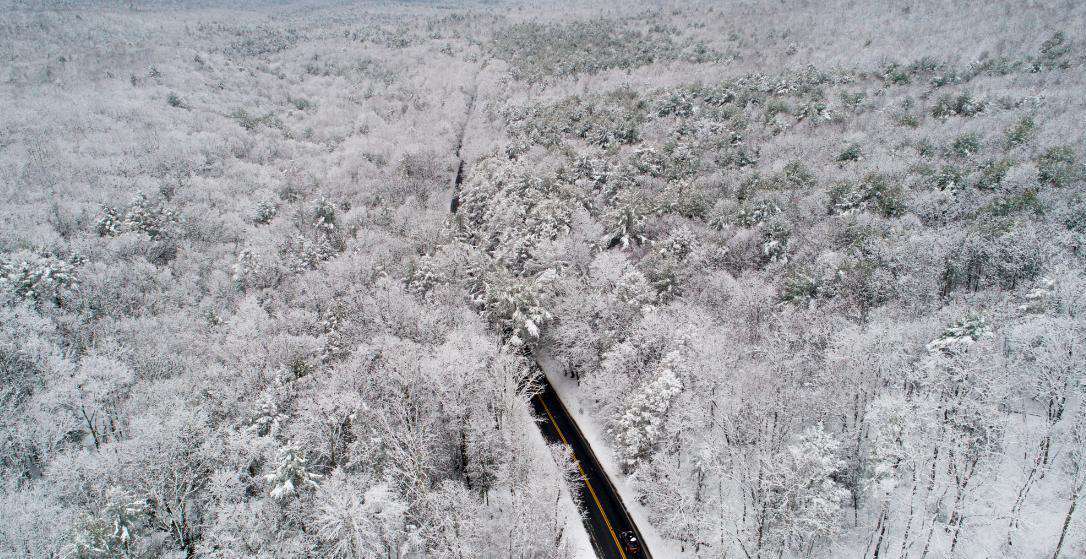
[1,1,1085,558]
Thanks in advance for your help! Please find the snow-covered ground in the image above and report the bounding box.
[537,351,691,559]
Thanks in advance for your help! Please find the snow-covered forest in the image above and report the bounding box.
[1,1,1084,558]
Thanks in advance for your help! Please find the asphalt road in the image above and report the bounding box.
[530,369,652,559]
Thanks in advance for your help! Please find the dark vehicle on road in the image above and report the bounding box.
[621,531,641,556]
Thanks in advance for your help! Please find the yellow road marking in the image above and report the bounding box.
[537,394,628,559]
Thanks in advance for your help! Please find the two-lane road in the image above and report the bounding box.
[530,368,652,559]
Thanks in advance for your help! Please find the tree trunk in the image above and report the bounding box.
[919,490,946,559]
[81,406,100,450]
[898,470,919,559]
[1052,485,1079,559]
[872,504,889,559]
[1007,461,1040,547]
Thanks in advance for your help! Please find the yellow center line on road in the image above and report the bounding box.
[537,394,628,559]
